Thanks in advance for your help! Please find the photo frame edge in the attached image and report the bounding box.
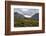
[5,1,45,35]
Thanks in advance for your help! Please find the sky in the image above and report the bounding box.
[14,8,39,17]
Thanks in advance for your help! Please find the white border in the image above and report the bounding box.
[11,5,42,31]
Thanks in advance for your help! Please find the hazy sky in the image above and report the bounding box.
[14,8,39,16]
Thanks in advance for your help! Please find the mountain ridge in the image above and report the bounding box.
[14,12,39,20]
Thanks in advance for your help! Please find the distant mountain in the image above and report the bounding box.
[14,12,24,19]
[14,12,39,20]
[31,13,39,20]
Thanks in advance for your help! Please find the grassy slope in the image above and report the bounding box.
[14,17,39,27]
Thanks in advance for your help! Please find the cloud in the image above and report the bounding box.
[21,8,28,11]
[14,8,39,16]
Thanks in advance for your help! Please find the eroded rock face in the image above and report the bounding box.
[31,13,39,20]
[14,12,24,19]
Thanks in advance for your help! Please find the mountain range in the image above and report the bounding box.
[14,12,39,20]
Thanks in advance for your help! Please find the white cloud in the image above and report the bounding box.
[21,8,28,11]
[14,8,39,17]
[24,15,31,18]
